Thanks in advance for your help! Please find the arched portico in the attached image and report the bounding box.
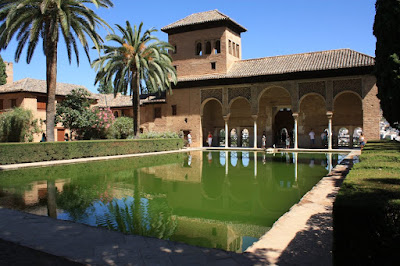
[333,91,363,147]
[298,93,327,148]
[201,99,224,147]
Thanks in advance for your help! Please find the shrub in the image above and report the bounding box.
[0,108,39,142]
[138,131,180,139]
[108,117,133,139]
[0,138,183,165]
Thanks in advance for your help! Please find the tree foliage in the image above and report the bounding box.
[55,88,96,137]
[108,116,133,139]
[373,0,400,128]
[0,107,40,142]
[97,80,114,94]
[0,55,7,85]
[0,0,111,141]
[92,21,177,136]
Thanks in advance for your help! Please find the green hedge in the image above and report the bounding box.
[0,138,183,165]
[333,140,400,265]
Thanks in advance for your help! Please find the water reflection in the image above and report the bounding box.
[0,151,343,253]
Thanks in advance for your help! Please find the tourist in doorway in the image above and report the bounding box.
[359,132,366,151]
[262,131,267,149]
[187,132,192,147]
[285,136,291,149]
[309,129,315,147]
[207,131,213,147]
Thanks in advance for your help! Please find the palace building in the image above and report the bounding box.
[1,10,380,147]
[135,10,380,148]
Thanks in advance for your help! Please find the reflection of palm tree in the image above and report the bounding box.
[47,180,57,218]
[97,169,177,239]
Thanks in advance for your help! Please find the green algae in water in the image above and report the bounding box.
[0,151,342,252]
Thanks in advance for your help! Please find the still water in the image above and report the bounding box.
[0,151,344,252]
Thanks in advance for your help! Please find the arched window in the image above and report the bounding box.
[214,40,221,54]
[228,40,232,54]
[230,128,238,147]
[232,42,236,56]
[338,127,350,147]
[205,41,211,54]
[196,42,202,56]
[219,129,225,146]
[236,44,240,57]
[353,127,363,147]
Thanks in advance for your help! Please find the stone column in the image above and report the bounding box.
[252,115,258,148]
[223,116,229,148]
[292,113,299,149]
[327,111,333,150]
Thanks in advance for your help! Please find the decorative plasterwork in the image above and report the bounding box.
[333,79,362,98]
[228,87,251,103]
[201,88,222,103]
[299,81,326,99]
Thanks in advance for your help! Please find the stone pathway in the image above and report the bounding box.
[0,150,359,265]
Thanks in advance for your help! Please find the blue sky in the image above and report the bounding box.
[0,0,377,93]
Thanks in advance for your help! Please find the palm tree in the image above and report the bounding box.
[92,21,177,136]
[0,0,112,141]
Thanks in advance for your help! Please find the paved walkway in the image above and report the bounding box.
[0,150,359,265]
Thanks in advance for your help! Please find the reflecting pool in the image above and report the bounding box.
[0,151,344,252]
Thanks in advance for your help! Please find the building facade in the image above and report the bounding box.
[134,10,380,148]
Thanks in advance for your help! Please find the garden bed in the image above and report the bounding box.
[333,140,400,265]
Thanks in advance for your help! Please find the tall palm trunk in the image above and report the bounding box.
[45,26,58,142]
[132,72,140,137]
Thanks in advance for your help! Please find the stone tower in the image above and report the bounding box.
[5,61,13,84]
[161,10,247,77]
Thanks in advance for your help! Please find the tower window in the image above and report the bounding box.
[214,40,221,54]
[211,62,216,70]
[173,45,177,54]
[236,44,240,57]
[0,99,3,110]
[172,105,177,116]
[228,40,232,54]
[196,42,202,56]
[232,42,236,57]
[205,41,211,54]
[173,65,177,70]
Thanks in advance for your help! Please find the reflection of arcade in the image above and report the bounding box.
[138,151,331,252]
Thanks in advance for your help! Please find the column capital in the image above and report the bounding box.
[292,112,299,118]
[251,115,258,120]
[223,114,230,121]
[326,111,333,119]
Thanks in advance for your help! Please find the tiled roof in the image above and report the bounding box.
[178,49,375,82]
[96,93,166,108]
[161,10,247,33]
[0,78,94,97]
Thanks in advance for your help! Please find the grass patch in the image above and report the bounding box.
[333,140,400,265]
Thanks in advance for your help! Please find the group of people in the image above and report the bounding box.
[40,133,71,142]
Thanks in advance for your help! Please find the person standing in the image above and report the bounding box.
[187,132,192,147]
[359,133,366,151]
[262,131,267,149]
[309,129,315,147]
[207,131,213,147]
[285,136,291,149]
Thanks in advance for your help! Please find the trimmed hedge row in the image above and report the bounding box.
[333,140,400,265]
[0,138,183,165]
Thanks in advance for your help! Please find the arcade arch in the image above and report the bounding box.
[229,97,252,147]
[299,94,327,148]
[333,91,363,147]
[201,99,224,147]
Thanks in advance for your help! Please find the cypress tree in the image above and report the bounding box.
[373,0,400,128]
[0,55,7,85]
